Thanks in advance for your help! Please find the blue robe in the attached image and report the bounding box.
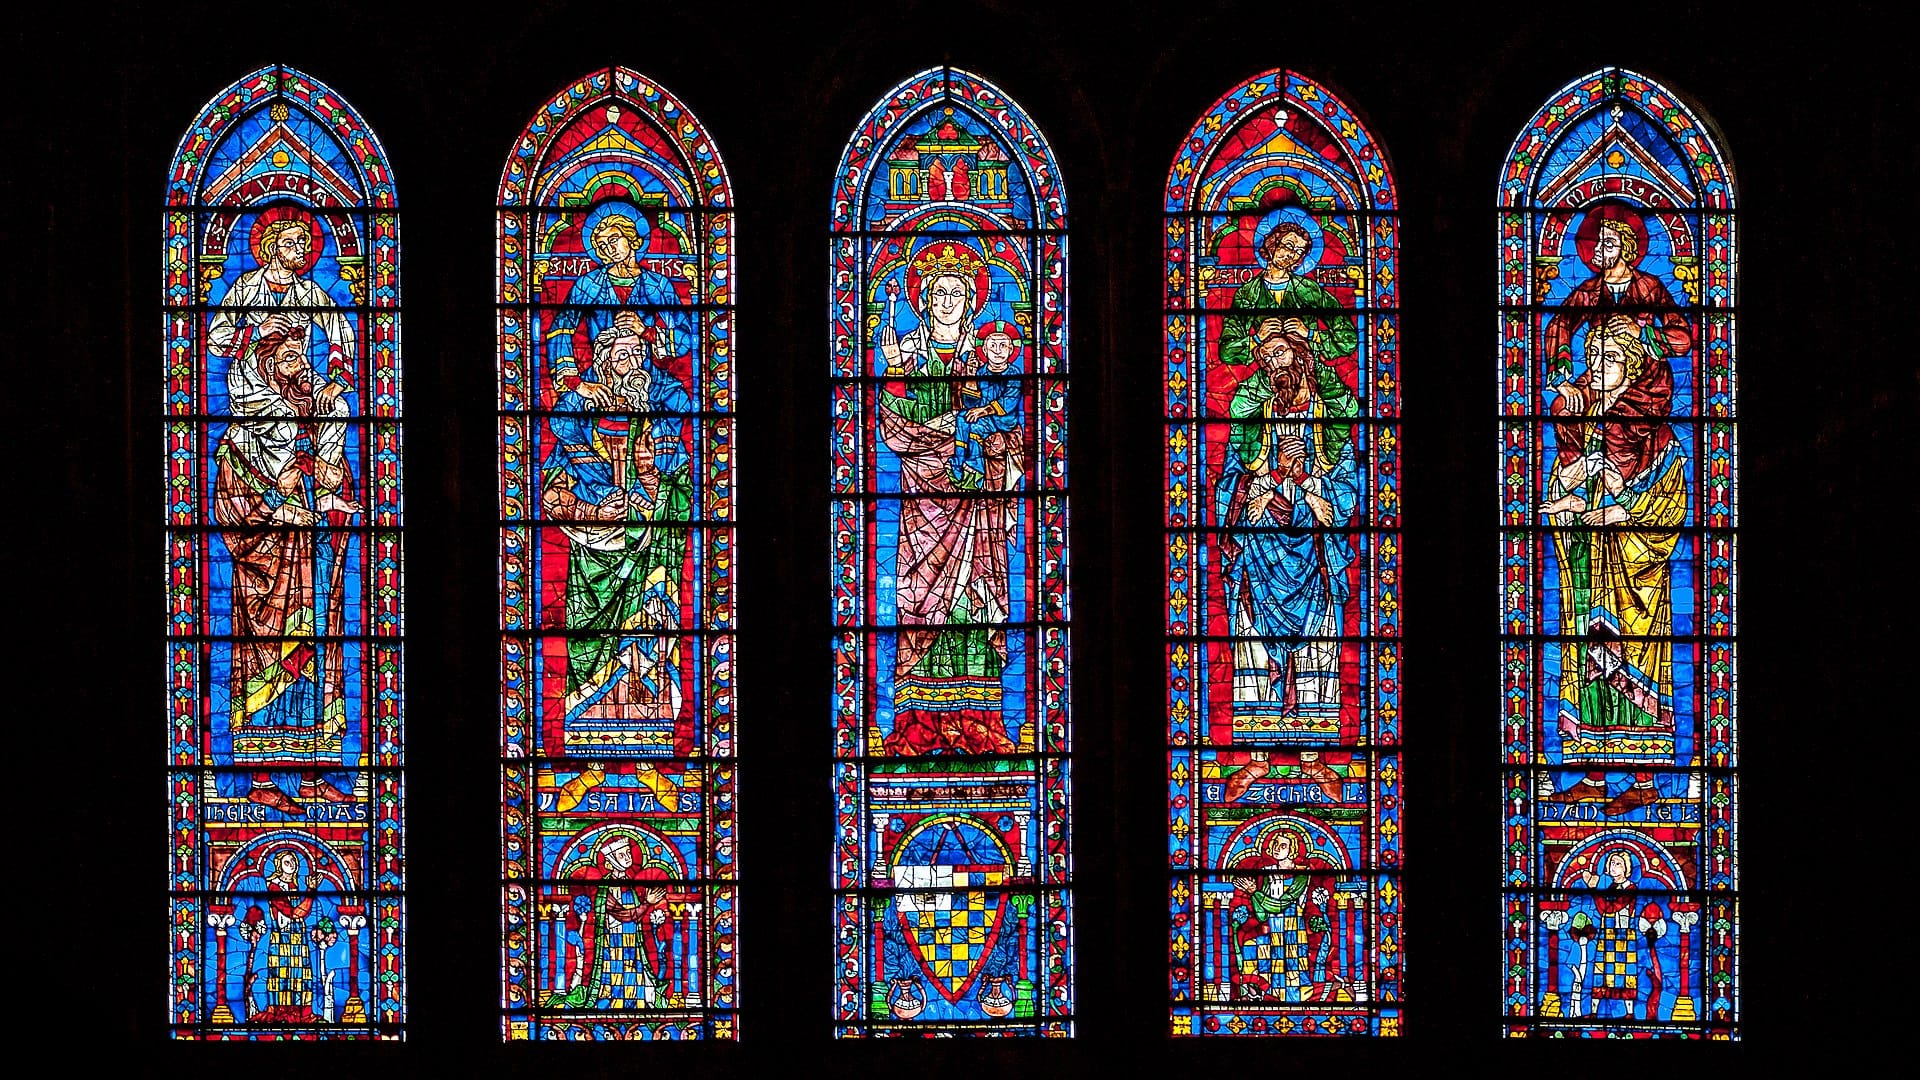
[546,265,696,389]
[1213,382,1361,650]
[952,366,1022,483]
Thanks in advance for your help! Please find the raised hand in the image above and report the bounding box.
[1246,491,1276,524]
[270,501,320,526]
[877,324,903,370]
[595,491,630,521]
[1276,435,1309,472]
[315,381,348,414]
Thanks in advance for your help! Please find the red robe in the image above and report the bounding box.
[1550,353,1677,482]
[1544,269,1693,376]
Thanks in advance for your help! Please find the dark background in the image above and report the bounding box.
[10,0,1903,1073]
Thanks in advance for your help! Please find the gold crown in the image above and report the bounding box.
[909,241,986,280]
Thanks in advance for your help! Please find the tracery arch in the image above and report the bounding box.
[1163,69,1401,1037]
[1497,67,1736,1038]
[165,64,403,1038]
[830,67,1073,1036]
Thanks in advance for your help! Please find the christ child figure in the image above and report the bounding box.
[950,317,1024,489]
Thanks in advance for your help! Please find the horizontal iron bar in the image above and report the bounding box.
[836,752,1072,766]
[498,519,738,528]
[831,619,1070,633]
[503,878,739,889]
[830,228,1067,239]
[829,489,1071,501]
[499,409,737,420]
[166,633,403,643]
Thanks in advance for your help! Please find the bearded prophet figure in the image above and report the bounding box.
[874,243,1020,756]
[213,324,362,815]
[1216,319,1360,802]
[1219,220,1359,449]
[542,326,695,748]
[1539,314,1688,815]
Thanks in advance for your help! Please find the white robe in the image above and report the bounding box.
[211,270,355,471]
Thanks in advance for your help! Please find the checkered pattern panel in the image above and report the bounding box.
[907,895,997,993]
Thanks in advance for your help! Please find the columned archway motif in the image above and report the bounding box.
[1163,70,1402,1038]
[497,67,738,1041]
[831,67,1073,1036]
[1498,68,1737,1038]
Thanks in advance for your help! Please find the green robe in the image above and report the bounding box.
[1219,274,1360,451]
[563,469,694,697]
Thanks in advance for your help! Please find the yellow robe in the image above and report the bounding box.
[1550,435,1688,765]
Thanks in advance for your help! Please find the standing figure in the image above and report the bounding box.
[1219,218,1359,448]
[213,323,362,814]
[546,835,673,1009]
[1538,315,1688,814]
[1565,847,1669,1020]
[258,851,320,1022]
[542,326,696,746]
[1226,824,1341,1002]
[875,242,1019,756]
[1216,320,1361,801]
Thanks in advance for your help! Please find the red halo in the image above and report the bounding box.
[249,205,323,275]
[903,241,993,315]
[1573,202,1649,273]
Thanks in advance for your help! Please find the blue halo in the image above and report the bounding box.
[1251,206,1325,274]
[580,200,652,261]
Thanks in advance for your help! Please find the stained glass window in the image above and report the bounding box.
[497,68,737,1041]
[1498,68,1737,1038]
[831,67,1072,1036]
[165,65,404,1039]
[1163,71,1401,1038]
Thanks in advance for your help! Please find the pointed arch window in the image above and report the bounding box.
[165,65,404,1038]
[1163,70,1402,1037]
[1497,68,1737,1038]
[830,67,1073,1036]
[497,68,738,1041]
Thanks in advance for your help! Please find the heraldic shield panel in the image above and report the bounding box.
[1163,72,1402,1038]
[831,67,1073,1037]
[1498,68,1738,1039]
[498,68,738,1041]
[165,66,404,1039]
